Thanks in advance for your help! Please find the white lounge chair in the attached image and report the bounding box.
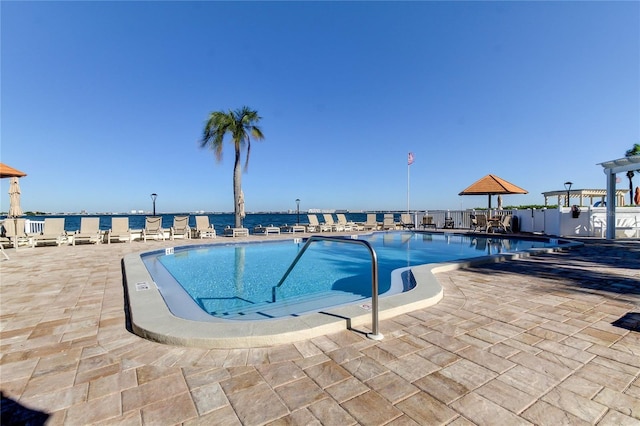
[323,214,345,232]
[400,213,415,229]
[194,216,216,239]
[336,213,359,231]
[280,224,305,233]
[361,213,380,231]
[73,217,102,245]
[224,226,249,237]
[142,216,165,241]
[108,217,132,243]
[32,218,66,247]
[3,218,34,249]
[307,214,331,232]
[254,224,280,235]
[382,214,397,230]
[170,215,190,240]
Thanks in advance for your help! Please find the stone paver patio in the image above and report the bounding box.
[1,234,638,425]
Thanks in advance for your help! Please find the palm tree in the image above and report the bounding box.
[201,106,264,228]
[625,143,640,205]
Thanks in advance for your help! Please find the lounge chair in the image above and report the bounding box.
[0,237,8,260]
[421,215,436,229]
[307,214,331,232]
[382,214,397,230]
[107,217,132,244]
[470,214,478,231]
[254,224,280,235]
[32,218,66,247]
[194,216,216,239]
[3,218,34,249]
[73,217,102,245]
[494,215,512,233]
[323,214,345,232]
[361,213,380,231]
[142,216,165,241]
[170,215,190,240]
[336,213,360,231]
[280,224,305,233]
[400,213,415,229]
[473,214,488,232]
[223,226,249,237]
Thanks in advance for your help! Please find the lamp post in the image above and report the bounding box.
[151,193,157,215]
[563,182,572,207]
[295,198,300,225]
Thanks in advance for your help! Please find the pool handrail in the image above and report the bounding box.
[273,235,383,340]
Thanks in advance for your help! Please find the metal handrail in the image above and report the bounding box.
[273,235,383,340]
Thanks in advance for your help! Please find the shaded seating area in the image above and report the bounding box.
[32,218,66,247]
[107,217,132,244]
[170,215,190,240]
[223,226,249,237]
[73,217,102,245]
[142,216,165,241]
[194,216,216,239]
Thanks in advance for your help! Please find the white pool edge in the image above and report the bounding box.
[123,239,581,349]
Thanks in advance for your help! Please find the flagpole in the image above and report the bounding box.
[407,152,413,215]
[407,158,410,215]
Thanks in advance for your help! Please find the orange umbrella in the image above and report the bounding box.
[459,174,528,209]
[635,186,640,205]
[0,163,27,178]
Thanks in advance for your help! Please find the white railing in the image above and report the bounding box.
[25,219,44,234]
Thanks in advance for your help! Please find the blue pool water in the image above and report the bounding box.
[141,232,559,321]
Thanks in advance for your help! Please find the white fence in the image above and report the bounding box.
[11,209,640,240]
[414,207,640,238]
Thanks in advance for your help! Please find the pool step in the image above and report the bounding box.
[210,291,364,320]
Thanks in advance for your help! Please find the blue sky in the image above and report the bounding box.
[2,1,638,214]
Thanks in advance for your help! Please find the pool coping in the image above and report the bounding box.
[122,234,582,348]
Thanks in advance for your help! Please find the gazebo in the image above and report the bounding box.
[542,189,628,207]
[598,154,640,239]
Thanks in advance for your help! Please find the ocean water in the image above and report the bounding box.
[9,212,375,233]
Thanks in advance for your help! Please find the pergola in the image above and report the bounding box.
[542,189,628,207]
[598,154,640,239]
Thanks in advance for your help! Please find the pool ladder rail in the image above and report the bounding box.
[273,235,383,341]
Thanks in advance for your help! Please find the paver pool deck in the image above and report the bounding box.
[1,234,638,425]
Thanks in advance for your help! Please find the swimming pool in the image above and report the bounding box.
[124,231,575,348]
[140,232,558,321]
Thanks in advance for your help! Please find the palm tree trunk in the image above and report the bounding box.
[233,146,243,228]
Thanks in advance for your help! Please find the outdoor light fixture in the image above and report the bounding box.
[151,193,158,215]
[564,182,572,207]
[296,198,300,225]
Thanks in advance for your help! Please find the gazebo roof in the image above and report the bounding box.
[0,163,27,178]
[459,174,528,195]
